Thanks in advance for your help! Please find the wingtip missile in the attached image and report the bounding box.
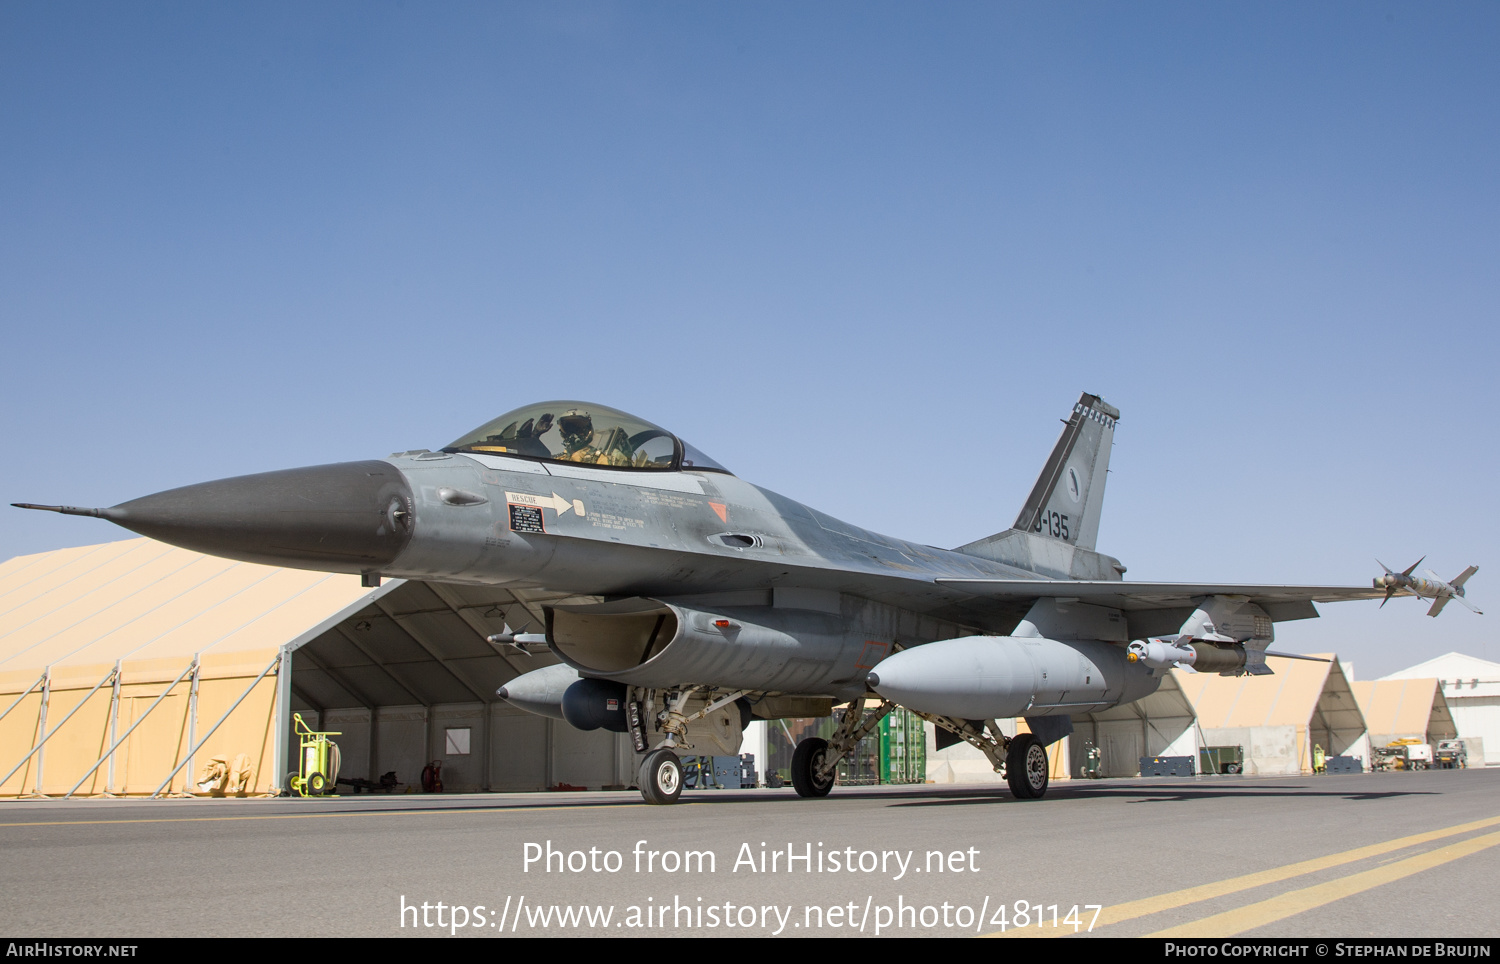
[1374,557,1481,617]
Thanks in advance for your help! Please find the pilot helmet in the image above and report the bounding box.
[558,410,595,451]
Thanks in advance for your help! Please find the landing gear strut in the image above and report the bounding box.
[790,697,894,799]
[908,711,1053,801]
[632,685,748,805]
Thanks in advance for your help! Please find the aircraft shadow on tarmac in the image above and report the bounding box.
[881,784,1440,808]
[217,781,1439,820]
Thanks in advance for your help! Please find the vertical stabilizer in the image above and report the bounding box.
[1013,393,1118,551]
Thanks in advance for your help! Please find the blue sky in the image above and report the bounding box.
[3,2,1496,676]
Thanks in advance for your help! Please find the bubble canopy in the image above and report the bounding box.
[443,401,731,474]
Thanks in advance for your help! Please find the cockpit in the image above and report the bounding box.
[443,401,732,474]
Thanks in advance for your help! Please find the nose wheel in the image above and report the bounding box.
[638,748,683,805]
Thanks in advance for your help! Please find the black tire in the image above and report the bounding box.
[638,749,683,805]
[1225,762,1242,775]
[307,771,327,795]
[1006,734,1049,799]
[791,737,835,798]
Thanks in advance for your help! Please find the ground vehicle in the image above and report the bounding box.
[1199,745,1244,774]
[1435,739,1468,768]
[1373,739,1432,771]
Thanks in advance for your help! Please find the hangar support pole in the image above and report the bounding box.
[274,646,293,796]
[0,671,48,728]
[151,653,281,798]
[105,662,122,796]
[64,658,199,798]
[26,668,50,797]
[484,701,493,791]
[177,656,202,799]
[2,667,120,796]
[327,624,433,781]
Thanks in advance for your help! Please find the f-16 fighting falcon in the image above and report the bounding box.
[15,394,1465,805]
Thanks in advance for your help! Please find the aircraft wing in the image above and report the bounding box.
[934,578,1389,618]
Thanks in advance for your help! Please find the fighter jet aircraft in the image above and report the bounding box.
[14,394,1419,805]
[1374,558,1482,616]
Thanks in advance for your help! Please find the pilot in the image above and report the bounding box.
[557,410,599,461]
[557,411,632,466]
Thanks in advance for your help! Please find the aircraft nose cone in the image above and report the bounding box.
[101,461,415,573]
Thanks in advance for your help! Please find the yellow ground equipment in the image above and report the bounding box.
[1373,738,1432,771]
[287,713,341,796]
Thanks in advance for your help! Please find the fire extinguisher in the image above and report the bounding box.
[421,760,444,793]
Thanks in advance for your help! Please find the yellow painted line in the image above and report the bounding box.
[984,813,1500,938]
[0,801,666,828]
[1148,829,1500,938]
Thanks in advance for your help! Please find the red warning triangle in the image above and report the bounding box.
[709,502,728,523]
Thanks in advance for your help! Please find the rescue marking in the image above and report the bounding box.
[505,491,585,517]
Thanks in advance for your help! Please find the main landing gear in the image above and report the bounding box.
[1006,733,1048,799]
[790,738,834,797]
[789,697,895,799]
[905,713,1054,801]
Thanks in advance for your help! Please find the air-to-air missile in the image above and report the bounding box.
[1374,558,1482,616]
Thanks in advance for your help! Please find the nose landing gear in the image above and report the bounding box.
[638,748,683,805]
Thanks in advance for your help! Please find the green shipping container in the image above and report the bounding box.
[764,708,927,786]
[879,709,927,785]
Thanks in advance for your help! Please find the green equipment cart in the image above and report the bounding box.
[287,713,342,797]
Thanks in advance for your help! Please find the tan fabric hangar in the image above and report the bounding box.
[1067,671,1199,777]
[1350,678,1458,750]
[1174,655,1369,775]
[0,538,636,799]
